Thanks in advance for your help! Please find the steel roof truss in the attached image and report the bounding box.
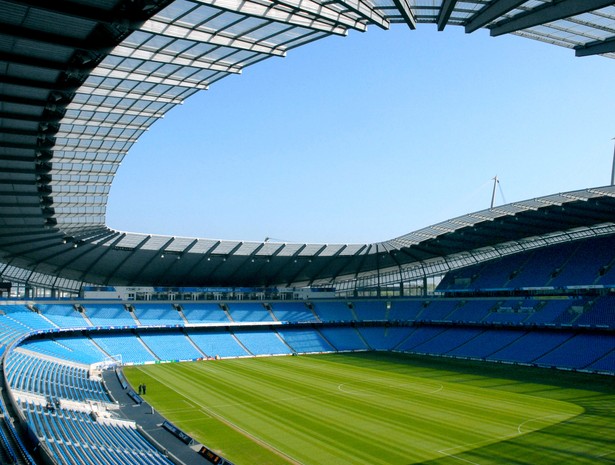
[110,45,246,73]
[49,232,122,275]
[437,0,458,31]
[464,0,526,33]
[307,244,347,285]
[127,237,175,285]
[391,0,416,29]
[153,238,199,285]
[266,244,307,284]
[322,0,389,28]
[575,35,615,57]
[103,235,151,285]
[193,0,353,35]
[284,244,326,286]
[489,0,615,37]
[140,19,286,56]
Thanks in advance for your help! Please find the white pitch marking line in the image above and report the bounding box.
[437,451,482,465]
[517,414,573,435]
[439,412,576,465]
[337,380,444,395]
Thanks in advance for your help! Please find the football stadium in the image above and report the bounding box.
[1,1,615,464]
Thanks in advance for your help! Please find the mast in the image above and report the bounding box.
[611,139,615,186]
[490,175,498,209]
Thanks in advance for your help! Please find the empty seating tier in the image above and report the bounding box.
[6,351,111,404]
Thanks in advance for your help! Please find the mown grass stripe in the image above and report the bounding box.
[124,353,611,465]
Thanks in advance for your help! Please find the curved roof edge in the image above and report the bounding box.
[1,185,614,290]
[2,1,615,291]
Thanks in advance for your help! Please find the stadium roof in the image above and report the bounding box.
[1,0,615,292]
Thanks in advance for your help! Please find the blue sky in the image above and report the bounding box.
[107,24,614,244]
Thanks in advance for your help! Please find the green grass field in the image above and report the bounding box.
[124,353,615,465]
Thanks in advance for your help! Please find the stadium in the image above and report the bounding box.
[0,0,614,464]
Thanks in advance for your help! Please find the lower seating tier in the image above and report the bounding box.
[19,400,173,465]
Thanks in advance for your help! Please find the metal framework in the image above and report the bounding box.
[1,0,615,292]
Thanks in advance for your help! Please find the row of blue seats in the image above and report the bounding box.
[395,326,615,371]
[437,235,615,291]
[19,400,172,465]
[5,351,111,403]
[4,298,613,337]
[12,325,614,375]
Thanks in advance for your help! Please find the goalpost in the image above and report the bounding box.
[91,354,123,373]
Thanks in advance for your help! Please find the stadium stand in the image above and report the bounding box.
[437,235,615,292]
[180,303,229,324]
[186,330,250,358]
[33,305,90,329]
[18,400,173,465]
[226,303,275,323]
[317,327,369,352]
[84,304,136,327]
[387,300,425,321]
[533,334,615,370]
[20,337,107,366]
[447,329,526,359]
[269,302,318,323]
[447,300,494,323]
[277,328,336,353]
[232,329,293,356]
[575,296,615,327]
[358,326,412,351]
[418,300,458,321]
[312,302,356,322]
[410,328,485,355]
[1,2,615,464]
[6,351,111,404]
[138,332,204,361]
[132,304,183,326]
[486,331,576,364]
[0,232,611,465]
[0,290,611,465]
[89,334,157,365]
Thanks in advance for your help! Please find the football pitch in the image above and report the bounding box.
[124,352,615,465]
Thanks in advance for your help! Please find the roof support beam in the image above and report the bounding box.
[175,241,220,284]
[437,0,458,31]
[0,23,105,53]
[197,0,354,35]
[391,0,417,29]
[3,0,173,43]
[0,51,70,72]
[307,246,347,285]
[464,0,525,34]
[152,239,199,286]
[127,237,175,285]
[490,0,615,37]
[575,36,615,57]
[0,75,79,93]
[325,0,390,29]
[2,0,126,25]
[103,236,150,285]
[0,128,46,138]
[76,234,125,283]
[0,94,51,107]
[78,86,190,104]
[140,20,287,57]
[285,246,326,286]
[325,246,367,283]
[110,46,247,73]
[0,112,62,124]
[89,67,231,86]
